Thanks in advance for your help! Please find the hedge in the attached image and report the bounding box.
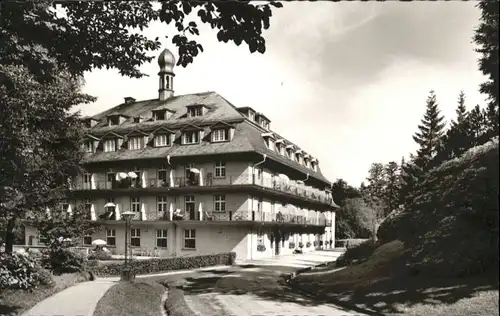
[88,252,236,277]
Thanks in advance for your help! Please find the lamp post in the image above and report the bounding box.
[121,211,135,281]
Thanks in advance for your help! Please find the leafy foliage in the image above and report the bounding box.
[1,1,283,80]
[335,240,378,268]
[381,139,499,277]
[0,65,95,253]
[0,253,46,291]
[43,248,87,274]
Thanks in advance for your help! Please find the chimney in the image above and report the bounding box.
[124,97,136,104]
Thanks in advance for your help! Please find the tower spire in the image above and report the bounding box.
[157,48,176,100]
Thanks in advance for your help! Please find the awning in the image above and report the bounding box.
[275,139,285,144]
[117,172,128,180]
[278,173,290,181]
[261,132,274,138]
[189,168,200,174]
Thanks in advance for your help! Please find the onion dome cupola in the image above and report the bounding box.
[158,48,176,100]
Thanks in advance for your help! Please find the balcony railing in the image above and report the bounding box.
[71,174,335,206]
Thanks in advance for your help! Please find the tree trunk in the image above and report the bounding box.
[5,217,17,253]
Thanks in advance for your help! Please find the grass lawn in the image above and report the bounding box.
[0,272,92,316]
[93,280,167,316]
[292,240,499,316]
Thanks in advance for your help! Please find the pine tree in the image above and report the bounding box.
[412,91,447,171]
[474,0,499,119]
[383,161,400,214]
[435,91,472,164]
[467,104,489,146]
[401,91,446,205]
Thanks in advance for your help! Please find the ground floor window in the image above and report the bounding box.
[83,235,92,246]
[257,231,264,246]
[184,229,196,249]
[37,232,47,245]
[156,229,168,248]
[131,228,141,247]
[106,229,116,246]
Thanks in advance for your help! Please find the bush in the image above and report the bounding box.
[36,268,55,287]
[319,240,323,246]
[306,241,311,248]
[257,244,266,252]
[313,241,318,247]
[89,252,236,277]
[289,242,296,249]
[0,253,42,290]
[336,240,379,267]
[293,249,303,254]
[298,242,304,248]
[88,249,112,261]
[45,248,87,274]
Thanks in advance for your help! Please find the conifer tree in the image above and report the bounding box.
[401,91,446,205]
[383,161,400,214]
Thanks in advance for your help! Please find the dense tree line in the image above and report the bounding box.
[335,0,498,243]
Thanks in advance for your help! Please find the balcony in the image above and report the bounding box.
[71,174,336,207]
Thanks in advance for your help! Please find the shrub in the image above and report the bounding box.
[45,248,87,274]
[306,241,311,248]
[298,242,304,248]
[329,239,333,246]
[313,241,318,247]
[89,252,236,277]
[319,240,323,246]
[0,253,42,290]
[88,249,112,261]
[36,268,55,287]
[288,242,296,249]
[293,249,303,254]
[257,244,266,252]
[336,239,379,267]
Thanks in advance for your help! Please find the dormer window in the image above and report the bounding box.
[154,134,171,147]
[133,116,143,123]
[262,132,275,151]
[82,117,99,128]
[104,139,117,152]
[84,140,94,153]
[249,111,255,121]
[311,161,317,171]
[187,105,203,117]
[108,116,119,126]
[128,136,143,150]
[182,131,200,144]
[155,111,165,120]
[212,129,229,142]
[296,153,303,164]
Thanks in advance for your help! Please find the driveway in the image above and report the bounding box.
[177,250,366,316]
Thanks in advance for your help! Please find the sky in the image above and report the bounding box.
[79,1,487,186]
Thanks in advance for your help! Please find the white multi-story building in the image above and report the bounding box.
[25,48,339,260]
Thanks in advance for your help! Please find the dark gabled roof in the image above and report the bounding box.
[85,134,101,141]
[179,123,203,131]
[82,91,331,186]
[126,129,149,137]
[209,121,234,129]
[106,111,130,118]
[151,126,175,134]
[101,131,123,139]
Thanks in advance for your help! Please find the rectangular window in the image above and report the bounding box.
[37,232,47,245]
[249,111,255,121]
[128,136,142,150]
[106,229,116,246]
[156,229,168,248]
[83,235,92,246]
[214,195,226,212]
[131,197,140,212]
[155,134,169,147]
[214,161,226,178]
[131,228,141,247]
[104,139,116,152]
[158,196,168,213]
[182,131,200,144]
[188,107,202,117]
[154,111,165,121]
[211,129,229,142]
[108,116,119,126]
[83,173,92,185]
[184,229,196,249]
[257,231,264,246]
[287,149,293,159]
[84,141,94,153]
